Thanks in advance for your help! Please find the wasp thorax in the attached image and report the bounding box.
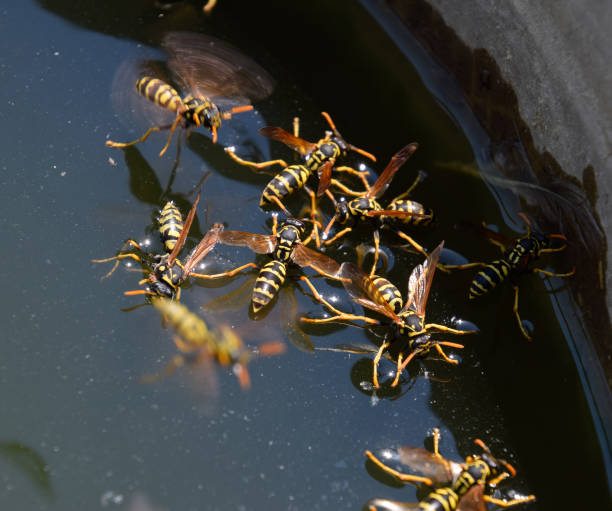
[399,312,425,334]
[319,141,340,158]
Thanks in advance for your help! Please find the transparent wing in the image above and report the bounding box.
[182,223,224,276]
[290,243,340,276]
[339,262,400,322]
[456,485,487,511]
[401,241,443,317]
[218,230,276,254]
[397,446,460,483]
[366,143,418,199]
[258,126,317,156]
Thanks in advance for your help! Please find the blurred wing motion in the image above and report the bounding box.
[258,126,317,156]
[366,143,419,199]
[218,230,276,254]
[339,262,400,322]
[401,241,443,317]
[162,31,275,103]
[290,243,340,276]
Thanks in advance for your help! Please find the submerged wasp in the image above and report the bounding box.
[442,213,575,340]
[147,297,285,389]
[322,143,433,274]
[92,191,244,300]
[215,216,342,314]
[365,428,536,511]
[302,242,475,387]
[106,31,274,156]
[225,112,375,221]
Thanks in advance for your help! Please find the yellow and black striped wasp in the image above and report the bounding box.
[321,143,433,274]
[302,242,475,387]
[106,31,274,156]
[214,216,342,314]
[225,112,375,219]
[93,191,247,300]
[146,297,285,389]
[365,428,535,511]
[442,213,575,340]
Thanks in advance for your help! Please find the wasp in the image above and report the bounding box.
[322,143,433,274]
[442,213,575,340]
[302,242,475,387]
[106,31,274,156]
[147,297,285,389]
[93,192,249,300]
[214,216,342,314]
[225,112,375,223]
[365,428,536,511]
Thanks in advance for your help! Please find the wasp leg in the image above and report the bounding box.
[323,227,352,246]
[393,230,428,258]
[203,0,217,13]
[390,351,405,387]
[266,195,292,217]
[438,261,488,270]
[488,472,511,487]
[483,495,537,507]
[391,171,426,202]
[333,165,371,192]
[513,285,532,341]
[225,148,287,173]
[189,262,259,280]
[304,187,322,248]
[140,353,187,384]
[432,428,442,457]
[369,230,381,277]
[299,276,360,318]
[330,178,368,197]
[106,123,174,150]
[532,267,576,278]
[92,239,145,279]
[158,115,183,157]
[365,450,434,485]
[372,341,392,388]
[424,323,477,335]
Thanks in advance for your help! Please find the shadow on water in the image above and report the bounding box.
[6,0,608,509]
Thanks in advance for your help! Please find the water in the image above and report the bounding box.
[1,0,610,509]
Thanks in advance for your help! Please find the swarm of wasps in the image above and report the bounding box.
[95,29,577,509]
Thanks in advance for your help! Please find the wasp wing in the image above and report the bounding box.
[397,445,461,483]
[366,143,418,199]
[162,31,275,103]
[290,243,340,276]
[401,241,443,317]
[456,485,487,511]
[339,262,400,322]
[218,230,276,254]
[182,223,224,276]
[316,160,334,197]
[167,191,200,265]
[258,126,317,156]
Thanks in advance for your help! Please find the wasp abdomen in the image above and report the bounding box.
[260,165,310,207]
[158,202,184,252]
[469,259,511,299]
[135,77,184,113]
[387,199,434,226]
[252,260,287,312]
[371,276,403,313]
[418,487,460,511]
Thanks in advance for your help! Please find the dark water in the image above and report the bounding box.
[1,0,610,510]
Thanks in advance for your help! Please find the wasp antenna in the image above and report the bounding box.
[349,144,377,162]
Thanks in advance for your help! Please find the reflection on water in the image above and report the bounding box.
[0,0,607,509]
